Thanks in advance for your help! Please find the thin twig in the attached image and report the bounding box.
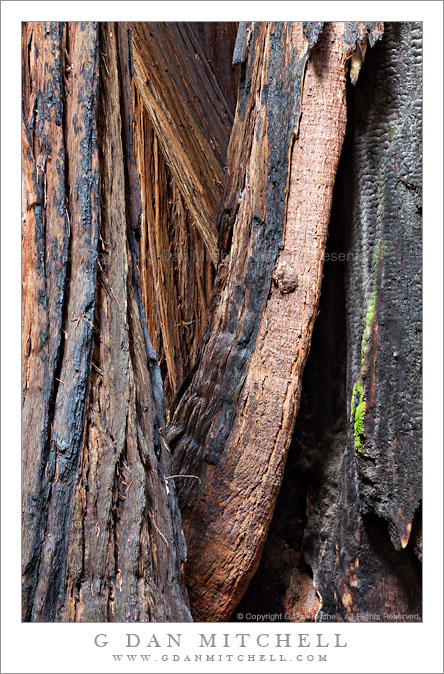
[164,474,202,484]
[151,517,169,548]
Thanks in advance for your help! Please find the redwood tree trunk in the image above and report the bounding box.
[22,21,190,622]
[234,21,422,623]
[168,21,383,622]
[22,21,421,625]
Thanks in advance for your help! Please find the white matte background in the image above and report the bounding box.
[2,2,442,673]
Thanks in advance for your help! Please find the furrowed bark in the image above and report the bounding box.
[22,21,100,621]
[130,22,235,266]
[22,21,191,622]
[236,21,421,625]
[169,22,352,621]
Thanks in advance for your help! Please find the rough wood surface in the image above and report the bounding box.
[169,22,351,621]
[192,22,239,115]
[22,21,100,621]
[235,21,421,625]
[130,22,234,266]
[134,91,215,410]
[308,20,422,622]
[22,21,191,622]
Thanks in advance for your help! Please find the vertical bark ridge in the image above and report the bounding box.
[22,21,100,621]
[60,22,191,622]
[22,21,191,622]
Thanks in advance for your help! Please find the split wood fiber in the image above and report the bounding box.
[133,91,215,410]
[131,22,235,266]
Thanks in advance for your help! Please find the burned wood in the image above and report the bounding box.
[22,21,191,623]
[22,21,100,621]
[169,22,352,621]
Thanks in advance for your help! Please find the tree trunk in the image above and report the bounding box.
[234,21,422,623]
[168,21,384,622]
[22,20,421,624]
[22,21,191,622]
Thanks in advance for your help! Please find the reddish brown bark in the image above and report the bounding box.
[169,22,351,621]
[22,21,190,622]
[130,22,234,266]
[133,91,214,410]
[22,20,420,627]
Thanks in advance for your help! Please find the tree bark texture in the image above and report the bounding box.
[168,22,379,622]
[234,21,422,623]
[310,20,423,621]
[22,20,421,624]
[133,91,215,411]
[130,22,235,266]
[22,21,191,622]
[131,23,238,411]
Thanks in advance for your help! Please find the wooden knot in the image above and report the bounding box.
[272,259,298,294]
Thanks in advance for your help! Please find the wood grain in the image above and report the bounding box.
[21,21,191,622]
[130,22,234,266]
[134,91,214,410]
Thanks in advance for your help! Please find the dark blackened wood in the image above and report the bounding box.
[192,22,239,113]
[309,21,422,621]
[22,21,191,622]
[130,22,234,266]
[169,22,352,621]
[240,21,421,625]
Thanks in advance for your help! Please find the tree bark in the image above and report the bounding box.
[234,21,422,624]
[22,20,421,625]
[133,91,215,410]
[168,22,367,621]
[131,22,235,266]
[308,20,422,621]
[22,21,191,622]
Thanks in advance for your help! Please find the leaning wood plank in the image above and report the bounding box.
[169,22,351,621]
[130,22,234,266]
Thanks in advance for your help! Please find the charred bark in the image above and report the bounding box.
[22,20,422,625]
[310,20,422,622]
[168,22,363,621]
[22,21,191,622]
[234,21,422,623]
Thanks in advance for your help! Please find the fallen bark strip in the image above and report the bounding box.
[169,22,352,621]
[130,22,234,266]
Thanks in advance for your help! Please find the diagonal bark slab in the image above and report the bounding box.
[169,22,354,621]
